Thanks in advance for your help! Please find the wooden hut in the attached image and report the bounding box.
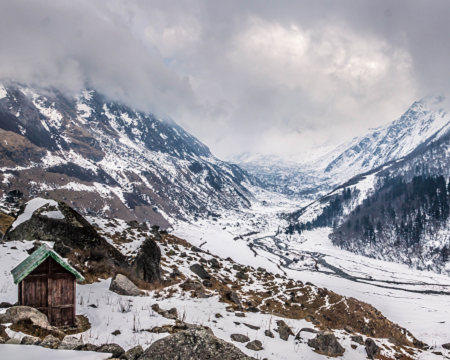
[11,244,84,327]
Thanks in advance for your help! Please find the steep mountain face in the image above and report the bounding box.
[284,128,450,275]
[234,95,450,201]
[0,82,258,227]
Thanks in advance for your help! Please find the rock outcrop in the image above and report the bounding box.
[189,263,211,280]
[139,328,256,360]
[365,338,380,359]
[97,343,126,358]
[131,237,162,283]
[58,336,83,350]
[110,274,141,296]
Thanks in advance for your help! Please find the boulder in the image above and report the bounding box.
[209,258,220,268]
[295,328,319,341]
[139,329,256,360]
[277,325,294,341]
[307,331,345,356]
[344,326,355,333]
[58,336,83,350]
[442,343,450,350]
[0,306,50,329]
[246,340,263,351]
[21,336,41,345]
[351,335,365,345]
[264,330,274,338]
[202,279,212,287]
[110,274,141,296]
[0,302,14,308]
[80,343,99,352]
[224,290,242,308]
[98,343,126,358]
[131,237,162,283]
[365,338,380,359]
[180,281,206,298]
[191,246,203,252]
[40,335,61,349]
[120,345,143,360]
[190,264,211,280]
[231,334,250,343]
[6,338,21,344]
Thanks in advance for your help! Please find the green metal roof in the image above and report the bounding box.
[11,244,84,284]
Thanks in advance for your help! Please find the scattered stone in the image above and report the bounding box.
[234,322,241,325]
[171,268,182,277]
[58,336,83,350]
[120,345,143,360]
[351,335,365,345]
[40,335,61,349]
[295,328,319,340]
[80,343,99,352]
[278,326,292,341]
[235,271,248,280]
[97,343,126,358]
[131,237,162,283]
[112,330,121,336]
[109,274,141,296]
[344,326,354,333]
[442,343,450,350]
[224,290,242,308]
[233,265,242,271]
[202,279,212,287]
[6,338,21,344]
[264,330,274,338]
[151,304,178,320]
[246,306,260,313]
[215,313,223,318]
[139,329,256,360]
[257,267,266,272]
[21,336,41,345]
[190,264,211,280]
[88,304,98,308]
[365,338,380,359]
[191,246,203,252]
[235,312,245,318]
[246,340,263,351]
[231,334,250,343]
[243,323,260,330]
[208,258,220,268]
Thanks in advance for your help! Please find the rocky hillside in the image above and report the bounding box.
[0,82,258,227]
[234,95,450,201]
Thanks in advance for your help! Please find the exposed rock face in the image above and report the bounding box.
[308,331,345,356]
[120,345,143,360]
[21,336,41,345]
[189,264,211,280]
[110,274,141,296]
[58,336,83,350]
[97,343,126,358]
[139,328,256,360]
[365,338,380,359]
[40,335,61,349]
[246,340,263,351]
[131,237,161,283]
[230,334,250,343]
[6,201,127,267]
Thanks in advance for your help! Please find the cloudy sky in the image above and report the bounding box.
[1,0,448,159]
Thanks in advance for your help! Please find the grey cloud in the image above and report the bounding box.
[1,0,449,158]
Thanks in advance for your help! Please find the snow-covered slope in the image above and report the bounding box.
[233,95,450,200]
[0,82,259,227]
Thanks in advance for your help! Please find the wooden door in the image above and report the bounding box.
[49,259,76,327]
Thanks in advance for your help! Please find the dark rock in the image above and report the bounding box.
[202,279,212,287]
[190,263,211,280]
[442,343,450,350]
[231,333,250,343]
[191,246,203,252]
[40,335,61,349]
[110,274,141,296]
[308,332,345,356]
[224,290,242,307]
[80,343,99,352]
[131,237,162,283]
[278,326,292,341]
[53,242,73,258]
[264,330,274,338]
[246,306,260,313]
[172,268,182,277]
[97,343,125,358]
[257,267,266,272]
[365,338,380,359]
[112,330,121,336]
[151,304,178,320]
[6,201,127,267]
[88,304,98,308]
[235,312,245,317]
[0,302,14,308]
[243,323,260,330]
[295,328,319,340]
[139,328,255,360]
[58,336,83,350]
[215,313,222,318]
[21,336,41,346]
[246,340,263,351]
[180,281,205,297]
[344,326,354,333]
[388,338,400,346]
[208,258,220,268]
[235,271,247,280]
[120,345,143,360]
[351,335,365,345]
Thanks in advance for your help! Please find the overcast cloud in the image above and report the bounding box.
[0,0,449,158]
